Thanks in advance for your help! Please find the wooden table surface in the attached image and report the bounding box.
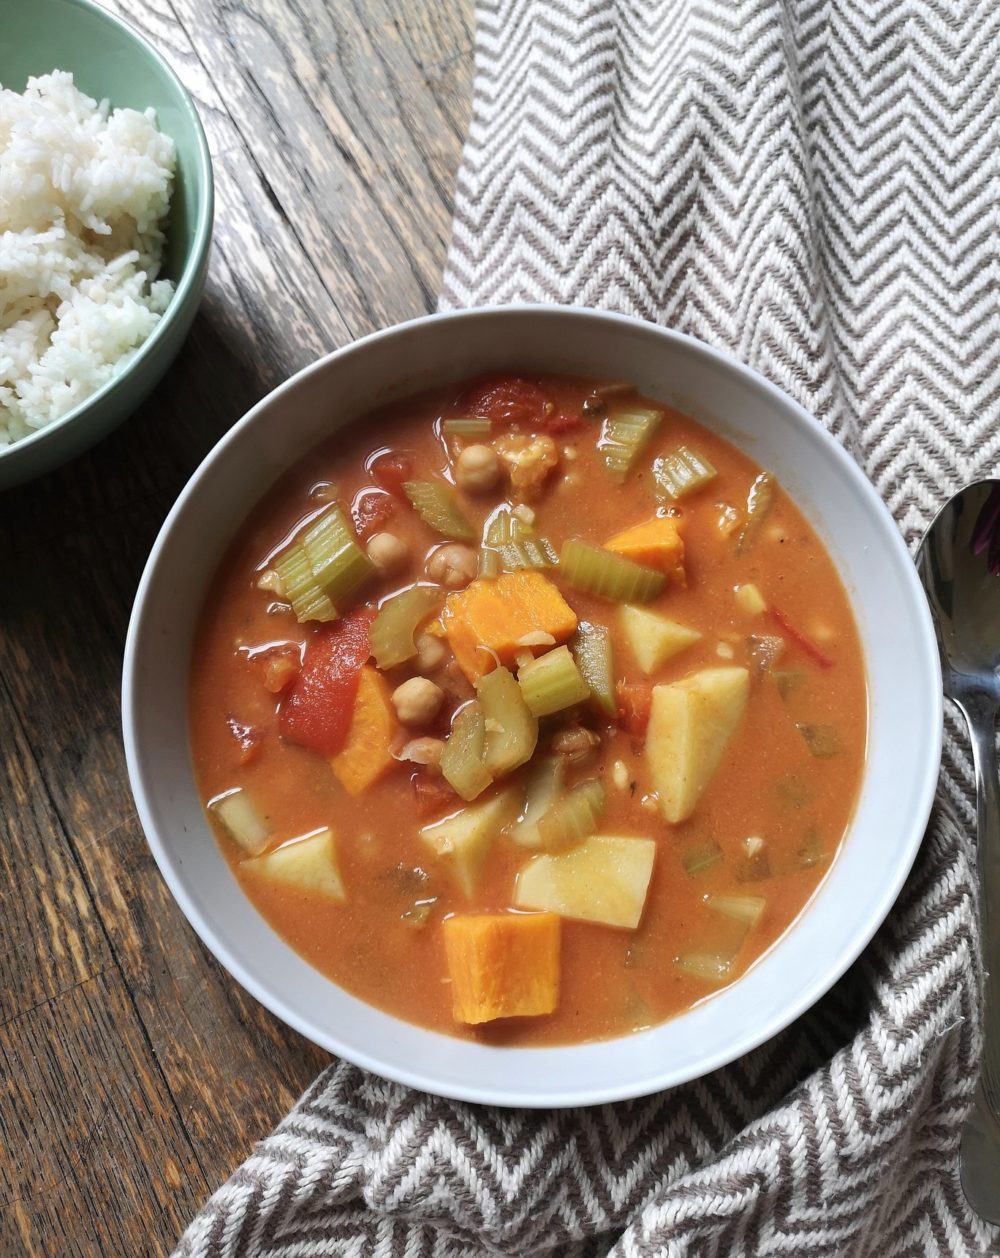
[0,2,472,1252]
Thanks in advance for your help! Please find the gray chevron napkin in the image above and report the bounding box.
[175,1,1000,1254]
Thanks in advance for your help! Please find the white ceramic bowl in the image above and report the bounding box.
[123,305,941,1107]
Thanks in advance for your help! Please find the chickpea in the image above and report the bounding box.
[399,736,446,773]
[454,444,501,494]
[415,632,448,674]
[425,543,478,589]
[392,677,444,726]
[366,531,409,576]
[551,724,601,764]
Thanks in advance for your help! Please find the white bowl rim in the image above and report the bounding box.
[0,0,215,465]
[122,303,942,1107]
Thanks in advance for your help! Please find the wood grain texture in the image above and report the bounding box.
[0,0,471,1251]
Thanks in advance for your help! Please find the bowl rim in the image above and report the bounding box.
[122,304,943,1107]
[0,0,215,463]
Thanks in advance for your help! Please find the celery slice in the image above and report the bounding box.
[652,446,718,501]
[747,633,785,677]
[559,539,666,603]
[736,836,772,882]
[208,788,270,856]
[371,585,442,670]
[535,778,606,851]
[570,621,616,716]
[797,826,828,867]
[404,480,476,541]
[517,645,591,718]
[681,837,724,878]
[476,666,538,777]
[673,952,733,982]
[705,893,766,926]
[443,417,492,438]
[736,471,777,553]
[274,545,338,623]
[301,505,374,606]
[797,723,842,758]
[772,669,804,700]
[273,506,372,623]
[509,757,566,848]
[440,701,493,800]
[483,507,559,572]
[600,407,663,481]
[478,547,501,579]
[776,773,810,808]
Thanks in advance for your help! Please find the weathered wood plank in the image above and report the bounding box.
[165,0,470,333]
[0,969,206,1257]
[0,0,472,1250]
[0,677,109,1021]
[1,485,329,1187]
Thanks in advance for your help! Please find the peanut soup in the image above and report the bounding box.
[189,373,867,1045]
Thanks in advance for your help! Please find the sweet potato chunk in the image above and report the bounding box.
[443,911,561,1024]
[442,571,577,681]
[606,517,686,586]
[330,665,397,794]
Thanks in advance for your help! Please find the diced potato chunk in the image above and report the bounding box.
[646,666,750,823]
[514,835,656,929]
[330,665,397,794]
[443,912,560,1023]
[734,583,767,615]
[208,787,270,855]
[245,827,345,900]
[605,517,685,586]
[620,605,702,674]
[419,789,517,896]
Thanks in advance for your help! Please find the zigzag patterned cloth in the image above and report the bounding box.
[175,2,1000,1254]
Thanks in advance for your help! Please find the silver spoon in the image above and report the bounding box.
[917,479,1000,1224]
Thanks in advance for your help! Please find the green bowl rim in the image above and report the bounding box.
[1,0,215,463]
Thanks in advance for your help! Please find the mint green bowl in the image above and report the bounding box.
[0,0,213,489]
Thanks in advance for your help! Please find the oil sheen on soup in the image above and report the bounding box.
[189,373,867,1046]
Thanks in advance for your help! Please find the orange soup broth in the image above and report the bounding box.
[189,376,868,1046]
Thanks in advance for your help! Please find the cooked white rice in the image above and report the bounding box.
[0,71,176,447]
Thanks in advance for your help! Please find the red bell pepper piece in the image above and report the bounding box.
[279,608,375,755]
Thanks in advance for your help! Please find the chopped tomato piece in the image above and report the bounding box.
[369,452,412,498]
[542,411,586,435]
[459,375,550,429]
[352,488,394,539]
[769,607,833,669]
[279,608,375,755]
[412,773,457,820]
[616,681,653,736]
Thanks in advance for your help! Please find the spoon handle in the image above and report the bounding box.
[955,689,1000,1224]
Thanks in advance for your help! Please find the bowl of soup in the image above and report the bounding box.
[123,305,940,1105]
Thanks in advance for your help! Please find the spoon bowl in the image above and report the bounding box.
[917,479,1000,1225]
